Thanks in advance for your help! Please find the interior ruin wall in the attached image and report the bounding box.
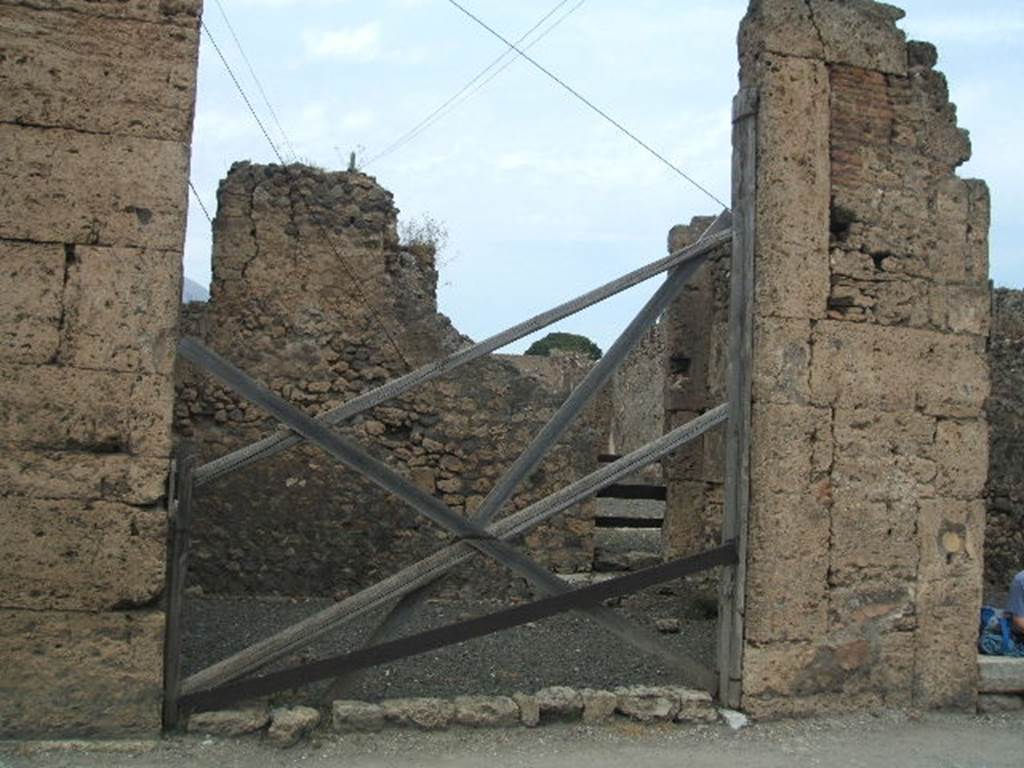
[735,0,990,716]
[176,163,604,600]
[0,0,200,735]
[987,289,1024,592]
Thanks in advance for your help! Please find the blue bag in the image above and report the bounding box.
[979,605,1024,656]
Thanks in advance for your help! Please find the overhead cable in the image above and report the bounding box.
[444,0,730,210]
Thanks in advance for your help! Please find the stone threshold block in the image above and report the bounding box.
[978,656,1024,694]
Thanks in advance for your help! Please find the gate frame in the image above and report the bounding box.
[161,90,757,724]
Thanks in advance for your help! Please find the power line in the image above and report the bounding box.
[200,22,416,373]
[202,18,285,164]
[189,180,215,225]
[211,0,299,162]
[364,0,580,167]
[443,0,730,210]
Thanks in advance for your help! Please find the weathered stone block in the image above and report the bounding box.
[331,700,384,732]
[740,0,908,75]
[0,449,167,506]
[914,575,981,709]
[746,492,829,643]
[0,495,166,611]
[267,706,320,747]
[978,657,1024,694]
[751,316,812,405]
[662,480,707,559]
[809,321,987,416]
[742,641,819,699]
[754,55,831,320]
[0,363,174,457]
[0,608,163,737]
[917,499,984,582]
[829,496,918,585]
[62,246,181,375]
[751,403,832,495]
[0,123,190,249]
[830,408,936,507]
[534,686,583,722]
[0,240,64,364]
[187,708,270,737]
[512,693,540,727]
[0,5,198,140]
[450,696,519,728]
[0,0,201,26]
[930,419,988,500]
[580,689,617,723]
[827,581,916,635]
[380,698,454,730]
[613,686,679,723]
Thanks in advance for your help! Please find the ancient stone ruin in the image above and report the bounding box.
[176,162,604,599]
[0,0,202,734]
[1,0,1020,740]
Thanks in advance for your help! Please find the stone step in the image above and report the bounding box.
[978,655,1024,693]
[593,528,662,572]
[595,497,665,522]
[595,527,662,554]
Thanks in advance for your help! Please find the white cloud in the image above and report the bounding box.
[304,22,382,60]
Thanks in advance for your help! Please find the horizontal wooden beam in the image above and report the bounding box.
[181,542,738,712]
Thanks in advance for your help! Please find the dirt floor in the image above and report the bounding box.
[2,712,1021,768]
[181,586,717,703]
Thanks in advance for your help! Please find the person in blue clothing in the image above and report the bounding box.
[1010,571,1024,638]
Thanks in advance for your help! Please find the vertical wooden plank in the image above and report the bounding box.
[718,87,757,709]
[162,451,196,731]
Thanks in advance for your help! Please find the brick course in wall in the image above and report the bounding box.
[0,0,200,736]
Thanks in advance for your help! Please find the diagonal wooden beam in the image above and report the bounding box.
[327,212,731,697]
[193,224,732,487]
[180,542,738,712]
[180,404,726,696]
[178,339,720,692]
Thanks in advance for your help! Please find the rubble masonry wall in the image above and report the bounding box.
[175,163,603,600]
[0,0,200,735]
[987,289,1024,592]
[736,0,990,715]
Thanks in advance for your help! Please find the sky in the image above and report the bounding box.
[185,0,1024,353]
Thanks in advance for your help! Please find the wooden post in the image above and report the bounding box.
[718,87,757,709]
[163,451,196,731]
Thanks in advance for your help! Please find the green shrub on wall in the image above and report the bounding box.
[525,332,602,360]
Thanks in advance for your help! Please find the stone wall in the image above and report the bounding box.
[176,163,603,599]
[609,323,665,479]
[987,289,1024,592]
[0,0,200,735]
[662,218,730,562]
[733,0,990,716]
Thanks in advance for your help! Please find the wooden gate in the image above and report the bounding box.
[163,90,757,729]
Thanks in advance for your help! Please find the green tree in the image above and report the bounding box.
[524,332,602,360]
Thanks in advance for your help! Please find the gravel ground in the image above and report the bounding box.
[3,712,1022,768]
[181,586,715,702]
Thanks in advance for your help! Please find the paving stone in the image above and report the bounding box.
[380,698,454,730]
[451,696,519,728]
[580,689,617,723]
[535,686,583,723]
[267,706,321,747]
[331,700,384,733]
[186,708,269,737]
